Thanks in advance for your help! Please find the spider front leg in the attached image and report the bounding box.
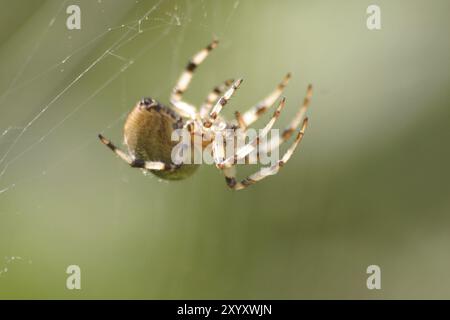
[219,118,308,190]
[240,73,291,127]
[199,78,235,118]
[98,134,179,171]
[203,78,243,128]
[170,39,219,119]
[216,97,286,169]
[259,84,312,154]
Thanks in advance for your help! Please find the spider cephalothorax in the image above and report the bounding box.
[98,39,312,190]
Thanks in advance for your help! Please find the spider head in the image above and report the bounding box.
[138,97,160,110]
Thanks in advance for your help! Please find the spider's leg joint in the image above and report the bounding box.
[98,134,114,150]
[300,117,309,133]
[130,159,145,168]
[241,178,255,187]
[225,176,237,188]
[170,163,182,171]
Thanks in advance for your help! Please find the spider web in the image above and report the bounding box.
[0,0,241,277]
[0,0,240,194]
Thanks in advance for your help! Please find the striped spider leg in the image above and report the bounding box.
[212,81,312,190]
[215,97,287,169]
[238,73,291,130]
[223,82,312,164]
[199,78,235,118]
[259,84,313,155]
[98,134,180,171]
[170,39,219,120]
[219,118,309,190]
[203,78,243,128]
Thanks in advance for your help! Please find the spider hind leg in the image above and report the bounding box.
[98,134,177,171]
[220,118,308,190]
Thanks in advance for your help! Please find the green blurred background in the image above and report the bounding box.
[0,0,449,299]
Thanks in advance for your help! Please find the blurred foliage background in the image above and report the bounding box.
[0,0,449,299]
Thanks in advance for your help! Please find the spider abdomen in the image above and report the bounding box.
[123,98,198,180]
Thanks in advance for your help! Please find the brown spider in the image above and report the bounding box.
[98,39,312,190]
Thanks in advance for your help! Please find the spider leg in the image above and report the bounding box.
[203,79,243,128]
[217,97,286,169]
[234,111,247,130]
[240,73,291,127]
[98,134,179,171]
[199,78,235,118]
[221,118,308,190]
[259,84,312,154]
[170,39,219,119]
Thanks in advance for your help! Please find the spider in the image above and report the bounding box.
[98,39,312,190]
